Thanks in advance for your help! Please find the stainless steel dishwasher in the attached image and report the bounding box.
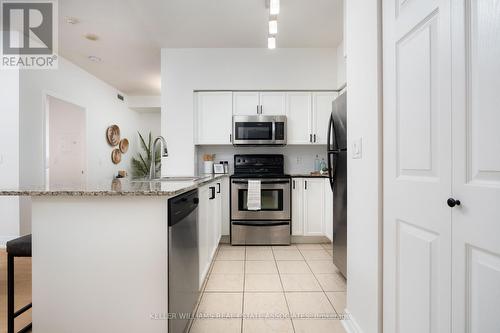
[168,189,199,333]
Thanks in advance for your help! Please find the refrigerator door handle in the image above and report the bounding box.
[327,113,334,151]
[328,151,338,190]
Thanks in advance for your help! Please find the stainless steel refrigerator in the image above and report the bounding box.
[327,91,347,278]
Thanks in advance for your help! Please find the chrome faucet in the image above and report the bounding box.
[149,136,169,180]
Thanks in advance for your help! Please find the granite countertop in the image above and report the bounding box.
[289,173,329,178]
[0,174,228,197]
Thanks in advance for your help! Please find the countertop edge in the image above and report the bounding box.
[0,175,228,197]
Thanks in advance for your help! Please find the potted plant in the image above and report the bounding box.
[131,132,161,178]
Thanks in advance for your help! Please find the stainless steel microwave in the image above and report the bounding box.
[232,115,287,146]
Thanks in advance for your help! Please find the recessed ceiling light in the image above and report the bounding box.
[269,20,278,35]
[84,33,99,41]
[268,36,276,49]
[65,16,79,24]
[88,55,102,62]
[270,0,280,15]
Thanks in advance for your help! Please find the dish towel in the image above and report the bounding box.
[247,180,261,211]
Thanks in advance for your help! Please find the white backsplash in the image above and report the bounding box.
[196,145,328,175]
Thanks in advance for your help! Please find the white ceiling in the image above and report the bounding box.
[58,0,343,95]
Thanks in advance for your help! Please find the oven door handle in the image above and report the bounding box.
[231,180,290,185]
[232,221,290,227]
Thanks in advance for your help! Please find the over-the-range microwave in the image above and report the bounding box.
[232,115,287,146]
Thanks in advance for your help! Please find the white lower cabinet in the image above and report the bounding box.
[291,178,332,237]
[198,178,229,288]
[220,177,230,236]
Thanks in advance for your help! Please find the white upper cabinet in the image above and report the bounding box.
[233,92,260,115]
[260,92,287,115]
[195,91,338,145]
[286,92,313,144]
[195,92,233,145]
[312,92,337,144]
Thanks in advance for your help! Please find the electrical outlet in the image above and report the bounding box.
[352,137,362,159]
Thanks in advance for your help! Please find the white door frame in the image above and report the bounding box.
[42,91,88,188]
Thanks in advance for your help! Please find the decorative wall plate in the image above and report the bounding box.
[111,148,122,164]
[106,125,121,146]
[119,138,129,153]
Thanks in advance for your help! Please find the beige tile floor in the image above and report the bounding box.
[190,243,347,333]
[0,249,32,333]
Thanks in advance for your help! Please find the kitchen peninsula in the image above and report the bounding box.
[0,175,227,333]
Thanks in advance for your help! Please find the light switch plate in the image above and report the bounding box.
[352,137,362,159]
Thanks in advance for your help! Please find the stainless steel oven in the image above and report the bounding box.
[231,177,291,245]
[232,115,287,146]
[231,178,291,220]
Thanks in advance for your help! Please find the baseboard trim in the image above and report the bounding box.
[342,309,364,333]
[220,235,331,245]
[291,235,331,244]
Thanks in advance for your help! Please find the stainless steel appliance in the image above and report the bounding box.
[168,189,199,333]
[327,92,347,278]
[232,115,287,146]
[230,154,291,245]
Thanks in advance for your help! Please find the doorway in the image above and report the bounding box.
[44,95,87,188]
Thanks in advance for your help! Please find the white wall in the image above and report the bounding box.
[344,0,383,332]
[19,57,142,187]
[135,112,161,141]
[0,67,20,245]
[336,41,347,88]
[161,48,338,175]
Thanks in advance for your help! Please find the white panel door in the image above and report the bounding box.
[303,179,325,236]
[196,92,233,144]
[383,0,452,332]
[47,96,86,188]
[312,92,337,144]
[286,92,313,144]
[260,92,287,115]
[451,1,500,331]
[233,92,260,116]
[291,178,304,235]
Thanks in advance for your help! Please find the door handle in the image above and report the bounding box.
[217,183,221,193]
[447,198,461,208]
[313,134,316,143]
[230,134,232,142]
[209,187,215,200]
[293,180,295,189]
[257,105,259,114]
[304,180,307,190]
[260,105,263,114]
[309,134,312,143]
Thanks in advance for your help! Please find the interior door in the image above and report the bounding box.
[451,1,500,331]
[47,96,86,188]
[383,0,452,332]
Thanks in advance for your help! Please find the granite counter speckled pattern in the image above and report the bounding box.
[0,175,228,198]
[289,174,329,178]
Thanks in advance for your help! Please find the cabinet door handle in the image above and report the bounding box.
[304,180,307,190]
[230,134,232,142]
[309,134,312,143]
[209,187,215,200]
[293,180,295,189]
[260,105,263,114]
[217,183,221,193]
[257,105,259,114]
[313,134,316,143]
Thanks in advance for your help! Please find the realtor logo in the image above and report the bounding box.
[1,0,58,69]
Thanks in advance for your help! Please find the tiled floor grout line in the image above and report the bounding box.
[240,245,246,333]
[272,246,297,333]
[298,247,342,315]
